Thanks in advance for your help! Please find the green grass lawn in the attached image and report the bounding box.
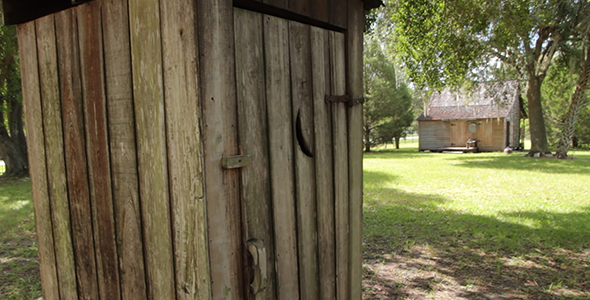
[363,140,590,299]
[0,177,40,299]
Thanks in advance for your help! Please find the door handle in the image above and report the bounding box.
[246,238,267,295]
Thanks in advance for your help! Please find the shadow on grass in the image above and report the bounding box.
[363,170,590,299]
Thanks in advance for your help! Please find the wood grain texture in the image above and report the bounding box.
[17,21,60,300]
[263,14,300,300]
[289,0,310,17]
[264,0,288,9]
[35,14,79,300]
[128,0,176,298]
[160,0,211,298]
[76,3,121,299]
[346,1,364,298]
[311,26,336,300]
[55,9,100,300]
[289,20,319,300]
[196,0,244,298]
[234,8,275,300]
[329,0,347,29]
[330,31,349,300]
[101,0,148,298]
[311,0,329,23]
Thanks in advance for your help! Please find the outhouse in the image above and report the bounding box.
[3,0,378,299]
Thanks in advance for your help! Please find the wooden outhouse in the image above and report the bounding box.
[3,0,378,299]
[417,81,527,152]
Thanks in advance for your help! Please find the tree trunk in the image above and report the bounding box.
[364,124,371,152]
[555,40,590,159]
[0,97,28,177]
[0,132,28,177]
[394,136,400,149]
[526,75,550,155]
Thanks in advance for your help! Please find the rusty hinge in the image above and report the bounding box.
[324,95,365,107]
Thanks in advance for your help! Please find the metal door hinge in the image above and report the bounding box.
[325,95,365,107]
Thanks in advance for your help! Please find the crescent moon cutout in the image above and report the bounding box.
[296,110,314,158]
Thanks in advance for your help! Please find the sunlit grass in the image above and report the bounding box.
[363,143,590,298]
[0,178,40,299]
[364,146,590,250]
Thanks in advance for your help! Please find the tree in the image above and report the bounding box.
[380,0,589,155]
[363,37,414,152]
[555,31,590,158]
[0,23,27,177]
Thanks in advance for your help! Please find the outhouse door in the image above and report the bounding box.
[233,8,352,300]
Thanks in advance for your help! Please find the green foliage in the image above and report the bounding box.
[363,37,414,151]
[542,56,580,147]
[377,0,590,153]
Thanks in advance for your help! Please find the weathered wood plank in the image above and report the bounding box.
[263,14,300,300]
[17,21,60,300]
[234,8,275,300]
[346,1,364,298]
[101,0,148,298]
[160,0,211,299]
[196,0,244,298]
[128,0,176,298]
[311,26,336,300]
[289,20,319,300]
[330,30,349,300]
[35,14,78,300]
[329,0,347,29]
[264,0,288,10]
[55,9,100,300]
[289,0,310,17]
[76,3,121,300]
[311,0,329,23]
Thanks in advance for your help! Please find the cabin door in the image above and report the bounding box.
[450,121,467,147]
[233,8,349,300]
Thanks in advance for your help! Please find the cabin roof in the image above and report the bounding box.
[417,81,523,121]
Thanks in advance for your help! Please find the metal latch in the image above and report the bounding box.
[324,94,365,107]
[221,155,252,169]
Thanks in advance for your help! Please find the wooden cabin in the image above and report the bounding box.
[3,0,380,299]
[417,81,526,152]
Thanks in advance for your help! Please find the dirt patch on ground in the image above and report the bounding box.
[363,246,590,299]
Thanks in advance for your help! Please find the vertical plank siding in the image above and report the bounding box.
[330,31,350,300]
[310,26,336,300]
[196,0,244,298]
[346,0,365,299]
[289,20,320,300]
[77,3,121,300]
[55,9,101,300]
[18,1,367,299]
[263,14,300,300]
[101,0,149,298]
[234,9,276,300]
[17,21,60,300]
[160,0,211,298]
[128,0,177,297]
[101,0,147,300]
[35,14,79,300]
